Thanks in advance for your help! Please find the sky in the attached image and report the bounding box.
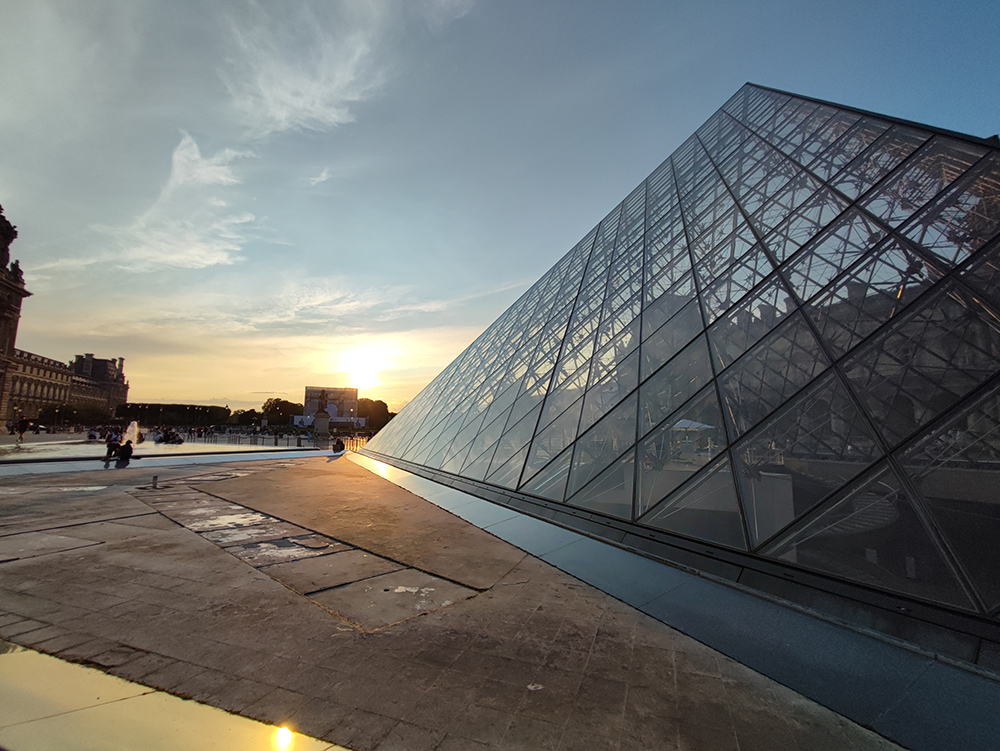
[1,0,998,413]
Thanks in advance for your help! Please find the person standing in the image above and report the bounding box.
[17,416,29,443]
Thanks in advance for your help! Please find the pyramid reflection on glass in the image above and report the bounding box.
[363,84,1000,623]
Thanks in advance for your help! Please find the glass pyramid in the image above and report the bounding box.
[363,84,1000,622]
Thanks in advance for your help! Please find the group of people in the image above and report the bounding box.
[102,432,134,462]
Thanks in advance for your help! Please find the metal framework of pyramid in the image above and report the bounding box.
[363,84,1000,637]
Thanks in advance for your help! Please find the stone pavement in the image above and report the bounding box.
[0,456,904,750]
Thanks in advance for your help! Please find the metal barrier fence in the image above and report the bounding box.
[175,433,371,450]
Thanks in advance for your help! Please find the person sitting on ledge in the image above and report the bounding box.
[103,433,121,460]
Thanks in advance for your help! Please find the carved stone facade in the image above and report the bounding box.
[69,353,129,418]
[0,240,31,424]
[2,349,73,422]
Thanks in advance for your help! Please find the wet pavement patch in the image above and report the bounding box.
[225,536,351,567]
[200,521,311,546]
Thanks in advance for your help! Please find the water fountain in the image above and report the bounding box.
[123,421,140,445]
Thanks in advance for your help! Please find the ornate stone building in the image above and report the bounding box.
[3,350,73,423]
[0,204,32,424]
[0,205,129,424]
[69,353,129,418]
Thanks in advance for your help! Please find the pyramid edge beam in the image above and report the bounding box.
[745,81,1000,148]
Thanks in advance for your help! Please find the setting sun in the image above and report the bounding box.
[338,346,393,390]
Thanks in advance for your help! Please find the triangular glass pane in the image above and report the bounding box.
[538,367,588,432]
[643,272,697,331]
[718,312,831,439]
[751,172,825,236]
[843,280,1000,447]
[639,455,747,550]
[900,381,1000,611]
[637,386,727,516]
[424,441,450,470]
[486,443,531,490]
[463,443,497,482]
[567,450,635,520]
[589,343,640,402]
[902,152,1000,266]
[522,397,584,484]
[639,336,713,437]
[789,110,861,167]
[693,225,758,288]
[807,117,890,182]
[449,412,487,459]
[830,124,929,201]
[482,382,520,427]
[440,439,474,475]
[506,384,547,431]
[640,299,704,380]
[959,239,1000,308]
[567,392,639,497]
[763,187,849,264]
[781,208,887,302]
[594,312,640,365]
[707,273,796,371]
[488,404,542,477]
[859,137,986,228]
[762,463,976,611]
[461,405,512,473]
[804,238,944,359]
[520,446,573,502]
[551,338,596,389]
[733,372,883,547]
[688,205,742,262]
[699,246,775,324]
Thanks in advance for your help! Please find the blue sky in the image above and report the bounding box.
[1,0,997,411]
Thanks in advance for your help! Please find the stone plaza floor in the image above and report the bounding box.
[0,453,905,750]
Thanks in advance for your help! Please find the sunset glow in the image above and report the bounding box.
[338,346,394,390]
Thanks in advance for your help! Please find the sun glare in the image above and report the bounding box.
[338,346,392,390]
[273,726,293,750]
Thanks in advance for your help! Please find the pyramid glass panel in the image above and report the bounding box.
[637,385,727,516]
[639,455,747,550]
[363,84,1000,626]
[568,449,636,520]
[763,462,976,611]
[899,380,1000,612]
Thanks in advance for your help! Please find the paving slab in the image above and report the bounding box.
[262,549,405,594]
[0,531,101,562]
[309,568,477,630]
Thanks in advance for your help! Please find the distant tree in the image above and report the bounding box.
[236,408,260,426]
[115,403,230,426]
[358,398,396,432]
[260,398,303,423]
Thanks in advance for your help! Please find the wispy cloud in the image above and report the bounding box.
[221,2,389,138]
[309,167,330,186]
[420,0,475,29]
[94,132,256,271]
